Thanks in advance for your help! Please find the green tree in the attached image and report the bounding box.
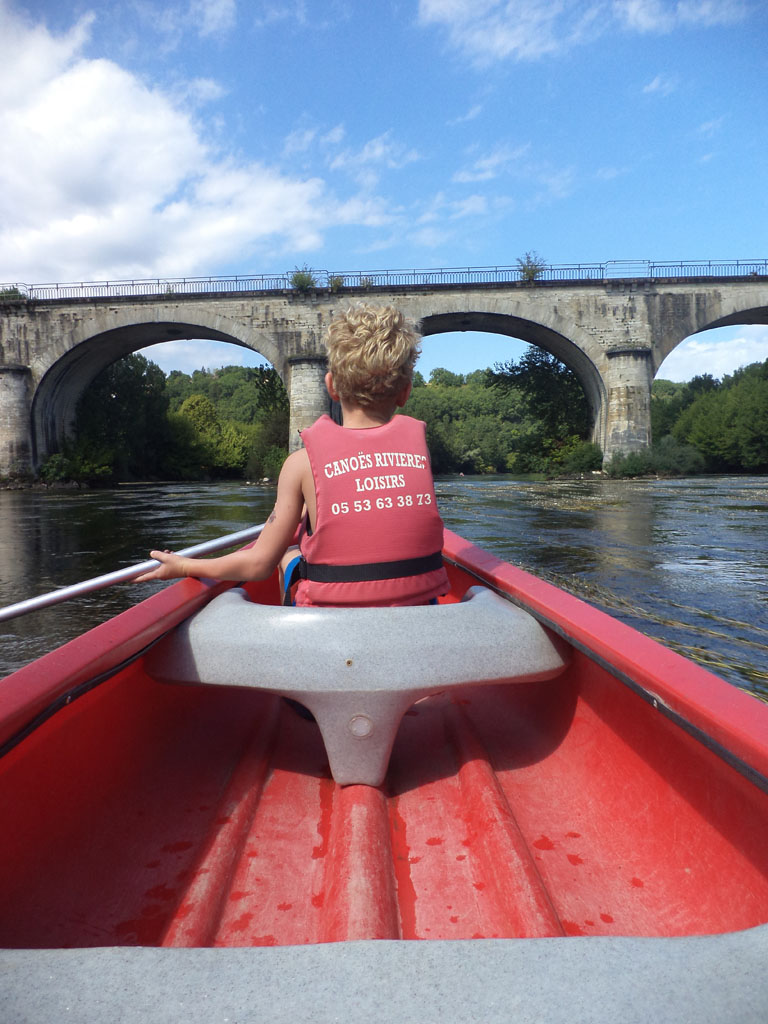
[72,353,172,480]
[405,363,530,473]
[652,374,722,443]
[179,393,218,434]
[165,369,197,411]
[487,347,590,440]
[176,394,250,477]
[44,356,295,484]
[732,368,768,469]
[651,379,687,438]
[429,367,465,387]
[672,361,768,471]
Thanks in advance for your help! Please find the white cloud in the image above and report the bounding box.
[419,0,751,65]
[282,126,318,156]
[453,144,530,183]
[0,6,394,283]
[642,72,678,95]
[532,166,575,203]
[330,132,420,188]
[282,121,345,158]
[3,57,205,226]
[657,326,768,382]
[178,77,229,104]
[0,6,94,104]
[409,225,452,249]
[452,143,572,211]
[321,124,346,146]
[253,1,309,29]
[448,103,483,126]
[450,195,489,219]
[615,0,676,32]
[697,116,724,137]
[189,0,236,37]
[419,0,604,64]
[595,166,628,180]
[417,191,492,225]
[615,0,750,33]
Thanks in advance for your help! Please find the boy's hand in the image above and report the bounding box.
[135,550,187,582]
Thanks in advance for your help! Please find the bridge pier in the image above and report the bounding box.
[0,366,33,478]
[601,350,653,460]
[286,356,329,452]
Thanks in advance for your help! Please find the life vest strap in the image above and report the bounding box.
[299,551,444,584]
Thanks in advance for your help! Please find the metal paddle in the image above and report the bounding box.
[0,523,265,623]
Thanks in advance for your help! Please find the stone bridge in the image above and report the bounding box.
[1,268,767,476]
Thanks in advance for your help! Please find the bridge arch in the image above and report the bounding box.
[651,298,768,372]
[30,312,285,462]
[418,311,608,446]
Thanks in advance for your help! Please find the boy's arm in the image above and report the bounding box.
[136,450,309,583]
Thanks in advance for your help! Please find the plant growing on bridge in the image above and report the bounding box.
[290,265,317,292]
[516,251,548,282]
[328,275,344,293]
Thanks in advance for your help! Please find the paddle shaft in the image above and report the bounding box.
[0,523,265,624]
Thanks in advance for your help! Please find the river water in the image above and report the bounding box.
[1,477,766,694]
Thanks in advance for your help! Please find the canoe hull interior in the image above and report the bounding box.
[1,530,768,950]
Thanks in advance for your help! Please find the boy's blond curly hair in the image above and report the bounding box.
[325,304,421,408]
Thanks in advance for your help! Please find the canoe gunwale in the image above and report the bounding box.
[0,575,236,755]
[442,552,768,799]
[0,631,168,762]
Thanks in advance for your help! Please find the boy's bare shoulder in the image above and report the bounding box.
[280,447,310,476]
[277,448,311,494]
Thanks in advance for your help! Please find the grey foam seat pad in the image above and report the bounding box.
[145,585,569,785]
[147,585,569,694]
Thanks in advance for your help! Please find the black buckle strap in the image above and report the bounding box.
[299,551,444,584]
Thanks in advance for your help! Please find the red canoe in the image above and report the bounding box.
[1,529,767,1022]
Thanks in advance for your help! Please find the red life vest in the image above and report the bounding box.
[296,414,448,607]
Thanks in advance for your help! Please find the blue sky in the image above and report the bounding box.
[2,0,767,381]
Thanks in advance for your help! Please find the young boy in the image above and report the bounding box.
[137,304,448,607]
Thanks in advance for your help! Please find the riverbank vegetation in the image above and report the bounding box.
[607,360,768,477]
[39,355,289,486]
[407,349,602,475]
[37,350,768,485]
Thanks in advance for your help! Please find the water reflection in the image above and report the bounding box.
[436,476,768,695]
[0,484,277,677]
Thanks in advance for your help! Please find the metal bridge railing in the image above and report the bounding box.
[1,259,766,302]
[644,260,768,279]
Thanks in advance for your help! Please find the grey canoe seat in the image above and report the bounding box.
[146,585,569,786]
